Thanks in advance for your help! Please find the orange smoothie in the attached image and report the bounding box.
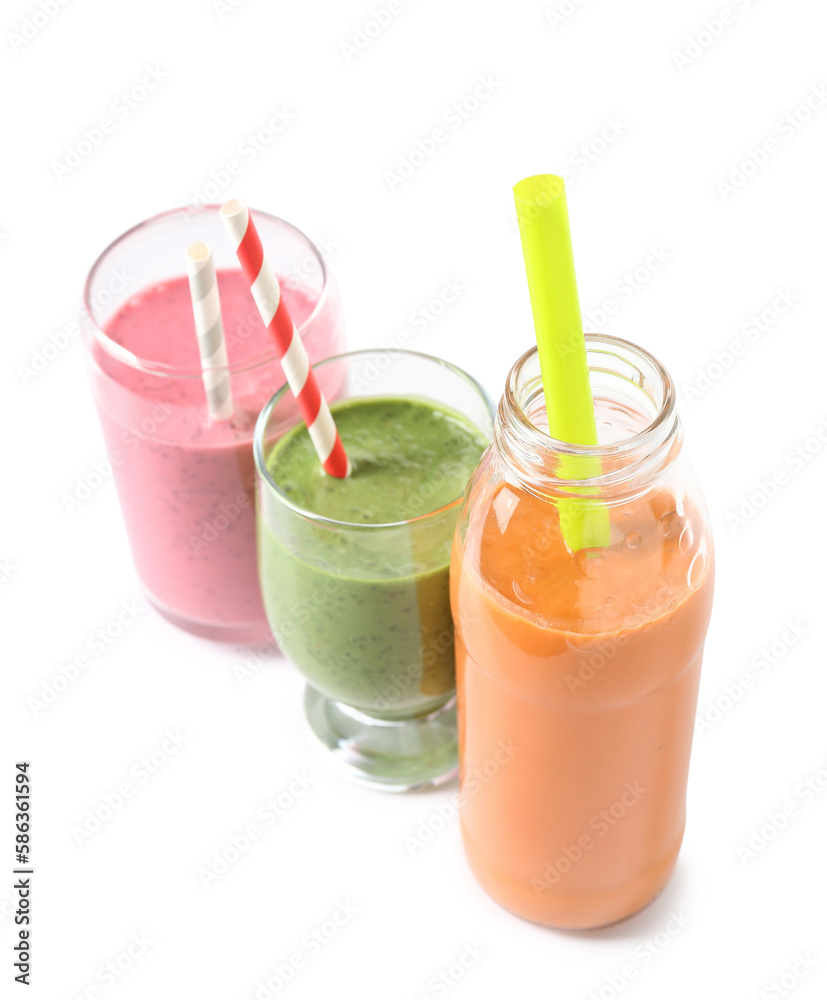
[451,474,714,928]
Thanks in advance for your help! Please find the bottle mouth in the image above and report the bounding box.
[498,334,679,493]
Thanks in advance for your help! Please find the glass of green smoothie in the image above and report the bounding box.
[254,349,493,791]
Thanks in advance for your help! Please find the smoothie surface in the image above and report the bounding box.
[268,396,488,525]
[98,270,339,443]
[106,269,316,370]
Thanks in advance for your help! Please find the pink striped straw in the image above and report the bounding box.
[219,199,350,479]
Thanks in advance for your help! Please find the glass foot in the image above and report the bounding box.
[303,686,459,792]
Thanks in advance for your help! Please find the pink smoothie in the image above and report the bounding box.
[91,269,344,642]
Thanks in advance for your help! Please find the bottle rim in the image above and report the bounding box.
[497,334,679,493]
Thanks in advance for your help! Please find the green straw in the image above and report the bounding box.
[513,174,610,551]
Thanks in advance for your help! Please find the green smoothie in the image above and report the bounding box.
[258,396,489,718]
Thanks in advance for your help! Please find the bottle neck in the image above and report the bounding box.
[494,335,681,501]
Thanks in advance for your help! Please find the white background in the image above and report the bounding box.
[3,0,826,997]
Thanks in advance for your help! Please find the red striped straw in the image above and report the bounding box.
[219,199,350,478]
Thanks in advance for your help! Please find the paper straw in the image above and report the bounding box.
[219,199,350,478]
[513,174,610,551]
[185,241,234,422]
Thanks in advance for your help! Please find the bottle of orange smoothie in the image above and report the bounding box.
[451,336,714,929]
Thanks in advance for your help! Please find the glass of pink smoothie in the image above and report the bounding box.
[81,205,345,643]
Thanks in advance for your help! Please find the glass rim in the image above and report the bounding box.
[82,203,331,378]
[505,333,677,459]
[254,348,495,531]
